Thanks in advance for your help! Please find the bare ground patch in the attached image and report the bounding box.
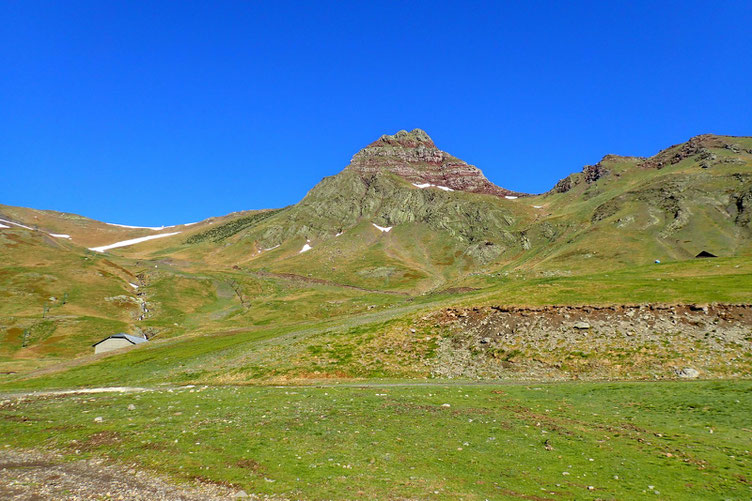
[0,448,277,500]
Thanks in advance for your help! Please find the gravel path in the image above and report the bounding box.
[0,448,255,500]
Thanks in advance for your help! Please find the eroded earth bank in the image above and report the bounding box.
[429,303,752,380]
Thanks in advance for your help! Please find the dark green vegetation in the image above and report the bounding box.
[185,208,286,244]
[2,381,750,500]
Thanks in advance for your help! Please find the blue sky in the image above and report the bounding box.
[2,1,750,225]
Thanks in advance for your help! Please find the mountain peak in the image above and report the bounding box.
[347,129,523,197]
[372,128,435,148]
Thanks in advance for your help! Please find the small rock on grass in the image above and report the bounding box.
[675,367,700,378]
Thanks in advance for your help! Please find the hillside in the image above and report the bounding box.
[1,130,751,377]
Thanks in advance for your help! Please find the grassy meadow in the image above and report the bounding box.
[2,381,751,500]
[2,254,751,389]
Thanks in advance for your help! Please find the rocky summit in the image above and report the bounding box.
[346,129,523,197]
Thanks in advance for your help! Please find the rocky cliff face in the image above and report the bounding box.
[346,129,523,197]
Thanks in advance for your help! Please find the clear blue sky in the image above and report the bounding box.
[2,1,750,225]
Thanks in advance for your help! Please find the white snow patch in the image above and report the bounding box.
[0,218,71,239]
[0,218,34,231]
[335,231,343,237]
[263,244,280,251]
[129,283,139,289]
[533,205,543,209]
[108,220,200,229]
[412,183,454,192]
[89,232,181,253]
[299,241,312,253]
[372,223,392,233]
[106,223,170,230]
[505,196,518,200]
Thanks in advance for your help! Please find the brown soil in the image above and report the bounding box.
[0,448,267,500]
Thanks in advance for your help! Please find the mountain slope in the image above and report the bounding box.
[178,131,752,285]
[1,130,752,371]
[516,134,752,272]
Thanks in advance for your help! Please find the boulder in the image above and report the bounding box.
[675,367,700,378]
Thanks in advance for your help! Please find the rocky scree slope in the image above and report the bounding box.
[428,303,752,380]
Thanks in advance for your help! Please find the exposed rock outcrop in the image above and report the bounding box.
[640,134,728,170]
[347,129,523,197]
[429,303,752,380]
[551,157,616,194]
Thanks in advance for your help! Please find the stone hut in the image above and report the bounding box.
[93,333,148,354]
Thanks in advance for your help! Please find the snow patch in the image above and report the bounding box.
[412,183,454,192]
[106,223,170,230]
[299,241,312,253]
[89,232,181,253]
[533,205,543,209]
[129,283,139,289]
[108,220,200,229]
[505,196,518,200]
[372,223,392,233]
[0,218,72,240]
[263,244,280,251]
[0,218,34,231]
[335,231,343,237]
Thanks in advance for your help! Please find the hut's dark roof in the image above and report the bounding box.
[92,333,148,347]
[695,251,718,258]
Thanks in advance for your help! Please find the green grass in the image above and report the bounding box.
[184,208,285,244]
[2,254,751,389]
[1,380,750,500]
[460,256,752,306]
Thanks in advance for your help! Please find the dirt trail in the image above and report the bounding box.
[250,271,410,295]
[0,449,257,500]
